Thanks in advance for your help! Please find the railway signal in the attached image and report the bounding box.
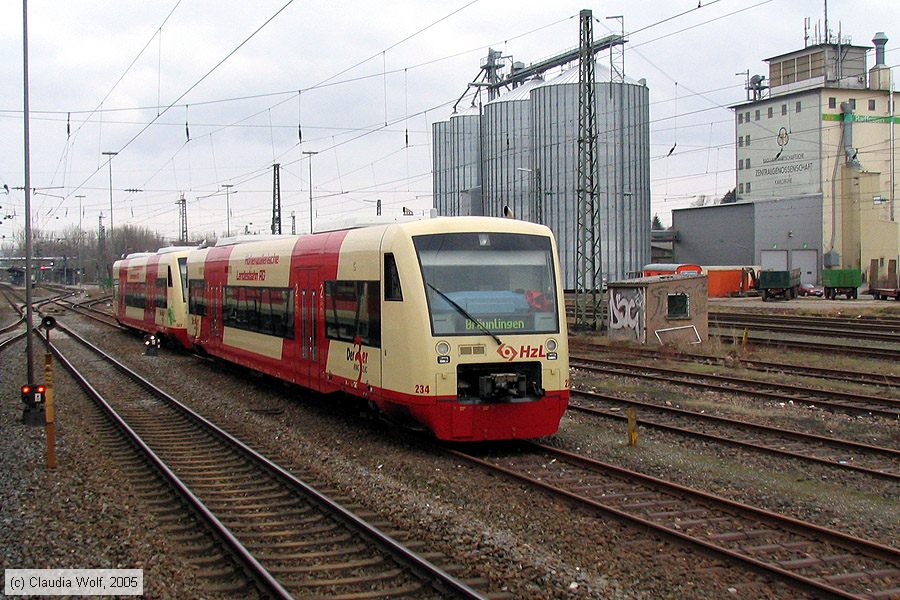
[20,383,45,426]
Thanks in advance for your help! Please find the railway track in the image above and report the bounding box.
[711,332,900,361]
[570,340,900,388]
[46,321,490,600]
[711,312,900,343]
[450,442,900,600]
[571,355,900,419]
[569,389,900,481]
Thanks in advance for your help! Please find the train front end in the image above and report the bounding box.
[379,218,569,441]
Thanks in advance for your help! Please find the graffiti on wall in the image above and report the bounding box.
[608,287,645,343]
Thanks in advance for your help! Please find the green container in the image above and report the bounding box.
[822,268,861,288]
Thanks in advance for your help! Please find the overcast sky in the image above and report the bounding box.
[1,0,897,243]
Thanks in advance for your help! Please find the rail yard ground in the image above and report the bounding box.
[1,288,897,599]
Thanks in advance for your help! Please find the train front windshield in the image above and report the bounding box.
[414,232,559,336]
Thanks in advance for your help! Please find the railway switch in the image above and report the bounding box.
[20,383,46,426]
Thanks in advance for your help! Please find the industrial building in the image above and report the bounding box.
[674,30,898,285]
[433,31,651,290]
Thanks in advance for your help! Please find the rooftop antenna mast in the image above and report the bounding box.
[574,9,601,330]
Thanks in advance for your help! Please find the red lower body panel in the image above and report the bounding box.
[377,390,570,442]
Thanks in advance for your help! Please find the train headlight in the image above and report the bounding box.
[435,341,451,356]
[545,338,558,352]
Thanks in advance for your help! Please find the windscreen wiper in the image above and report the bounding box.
[426,283,502,346]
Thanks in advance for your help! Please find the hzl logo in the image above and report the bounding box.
[496,343,545,362]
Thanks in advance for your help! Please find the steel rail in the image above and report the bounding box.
[449,443,900,600]
[49,321,486,600]
[571,356,900,418]
[569,389,900,481]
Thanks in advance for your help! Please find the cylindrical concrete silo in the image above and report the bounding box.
[481,77,543,219]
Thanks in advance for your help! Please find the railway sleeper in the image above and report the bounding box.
[266,557,387,575]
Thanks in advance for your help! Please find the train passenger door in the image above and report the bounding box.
[209,283,221,342]
[296,269,320,389]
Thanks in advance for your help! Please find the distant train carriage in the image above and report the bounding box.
[112,247,193,348]
[186,217,569,442]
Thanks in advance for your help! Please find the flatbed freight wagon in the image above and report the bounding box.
[758,268,801,301]
[822,268,860,300]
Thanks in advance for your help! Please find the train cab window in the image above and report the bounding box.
[667,293,689,319]
[324,280,381,347]
[384,253,403,301]
[414,232,559,336]
[188,279,207,316]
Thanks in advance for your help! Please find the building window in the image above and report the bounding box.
[745,111,750,122]
[755,109,760,121]
[746,158,751,168]
[781,104,787,115]
[869,99,876,111]
[767,106,773,118]
[828,97,836,109]
[738,136,744,147]
[738,113,744,124]
[746,182,751,192]
[849,98,856,110]
[739,183,745,193]
[667,293,690,319]
[746,134,751,146]
[738,159,744,170]
[795,101,802,113]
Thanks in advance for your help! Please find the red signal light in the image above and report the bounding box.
[36,385,46,394]
[21,385,31,394]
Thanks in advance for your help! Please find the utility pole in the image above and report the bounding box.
[376,199,382,216]
[291,211,296,235]
[76,194,85,284]
[177,193,187,243]
[97,214,106,282]
[22,0,35,383]
[102,151,117,238]
[271,163,281,234]
[221,184,233,237]
[302,151,318,233]
[574,9,601,330]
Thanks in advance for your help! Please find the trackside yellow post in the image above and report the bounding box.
[626,407,638,447]
[44,352,56,469]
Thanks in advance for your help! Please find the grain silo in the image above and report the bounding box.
[433,34,651,289]
[481,77,544,220]
[432,105,482,216]
[531,64,650,287]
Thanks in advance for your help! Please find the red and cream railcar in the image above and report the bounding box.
[186,217,569,442]
[112,247,193,348]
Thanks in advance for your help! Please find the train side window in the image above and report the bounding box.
[384,253,403,301]
[667,293,689,319]
[155,278,167,309]
[188,279,207,316]
[324,280,381,347]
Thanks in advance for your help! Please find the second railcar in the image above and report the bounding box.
[186,217,569,442]
[113,247,194,348]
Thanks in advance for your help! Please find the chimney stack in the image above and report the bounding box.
[869,32,891,90]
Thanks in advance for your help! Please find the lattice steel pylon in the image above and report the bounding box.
[574,9,602,330]
[177,193,188,243]
[271,163,282,234]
